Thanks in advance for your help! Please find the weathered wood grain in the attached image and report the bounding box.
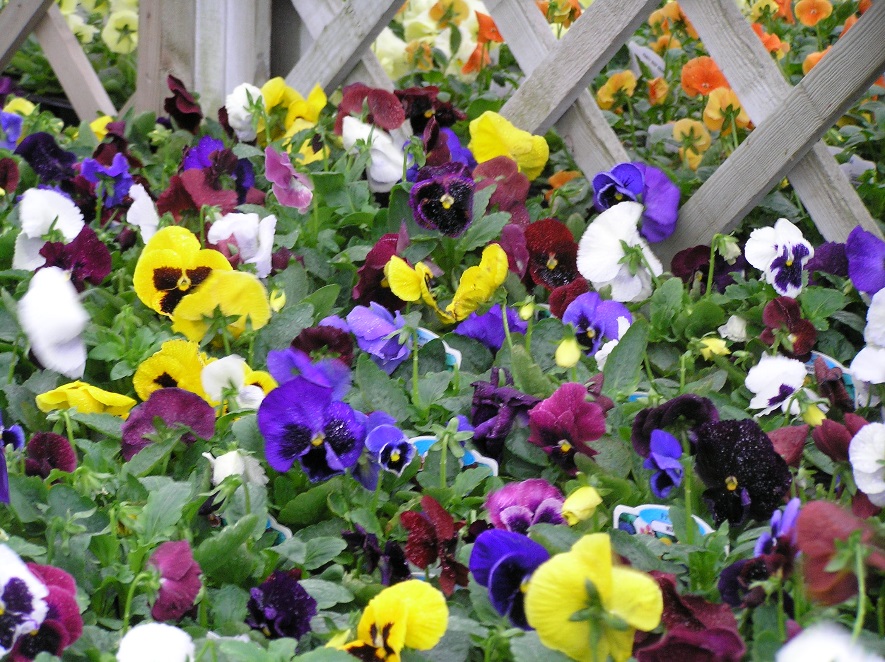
[289,0,393,92]
[0,0,53,71]
[660,0,885,262]
[33,4,116,121]
[498,0,660,134]
[285,0,404,94]
[486,0,628,177]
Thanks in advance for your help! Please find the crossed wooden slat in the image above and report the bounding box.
[0,0,115,121]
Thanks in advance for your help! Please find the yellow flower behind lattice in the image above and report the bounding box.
[468,111,549,180]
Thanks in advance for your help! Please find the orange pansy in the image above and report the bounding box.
[650,34,681,54]
[476,12,504,44]
[775,0,795,23]
[681,56,729,97]
[859,0,872,13]
[545,170,581,202]
[429,0,470,28]
[537,0,582,27]
[648,2,681,33]
[751,23,790,58]
[595,70,637,110]
[839,14,859,38]
[802,46,831,75]
[648,77,670,106]
[795,0,833,26]
[703,88,751,134]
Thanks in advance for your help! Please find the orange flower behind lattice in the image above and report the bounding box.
[476,12,504,44]
[545,170,581,202]
[802,46,832,75]
[795,0,833,27]
[429,0,470,28]
[703,88,751,134]
[775,0,796,23]
[537,0,582,27]
[859,0,872,13]
[681,56,729,97]
[651,34,681,54]
[839,14,859,38]
[648,77,670,106]
[648,2,681,33]
[751,23,790,58]
[596,70,637,110]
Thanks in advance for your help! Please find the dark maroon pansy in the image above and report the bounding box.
[524,218,579,290]
[548,276,590,319]
[353,232,409,310]
[342,525,410,586]
[811,413,867,463]
[470,367,540,459]
[474,156,530,228]
[670,244,747,294]
[395,85,465,133]
[767,424,808,467]
[291,325,355,367]
[334,83,405,134]
[164,75,203,133]
[0,157,20,194]
[148,540,202,621]
[120,388,216,461]
[24,432,77,478]
[39,226,112,292]
[814,355,854,413]
[499,224,528,277]
[399,495,469,596]
[760,296,816,360]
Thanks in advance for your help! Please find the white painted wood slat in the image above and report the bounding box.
[0,0,53,71]
[485,0,628,179]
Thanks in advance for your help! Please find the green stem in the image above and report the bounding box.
[524,315,533,352]
[122,571,152,633]
[877,581,884,637]
[853,546,867,640]
[706,241,717,297]
[439,438,448,490]
[681,435,696,549]
[62,410,76,447]
[500,303,514,353]
[777,581,786,641]
[412,329,421,410]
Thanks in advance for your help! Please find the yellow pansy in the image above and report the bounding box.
[37,381,136,418]
[802,403,826,427]
[702,88,751,135]
[595,70,637,111]
[170,270,271,342]
[561,486,603,525]
[340,580,448,661]
[132,339,209,401]
[285,118,327,165]
[3,97,36,116]
[285,83,327,126]
[101,10,138,54]
[468,111,549,180]
[699,337,730,360]
[525,533,663,662]
[385,257,438,308]
[133,226,232,317]
[90,115,113,141]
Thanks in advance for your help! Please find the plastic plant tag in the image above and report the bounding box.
[409,435,498,476]
[613,504,713,545]
[416,327,462,370]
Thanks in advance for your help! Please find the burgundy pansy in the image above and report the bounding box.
[767,424,808,467]
[474,156,530,228]
[156,169,237,220]
[148,540,202,621]
[548,276,590,319]
[399,495,469,596]
[760,296,816,360]
[24,432,77,479]
[814,355,854,412]
[290,325,355,367]
[670,244,747,295]
[0,157,20,195]
[120,388,216,461]
[811,413,867,463]
[163,75,203,134]
[39,226,112,292]
[334,82,405,134]
[524,218,579,290]
[352,232,409,311]
[395,85,465,133]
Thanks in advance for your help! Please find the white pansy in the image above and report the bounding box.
[744,218,814,298]
[718,315,749,342]
[13,189,85,270]
[202,450,268,487]
[593,316,631,370]
[225,83,262,142]
[341,116,405,193]
[850,345,885,385]
[864,289,885,347]
[117,623,195,662]
[776,622,884,662]
[201,355,265,410]
[127,183,159,243]
[207,212,277,278]
[0,544,49,655]
[577,201,663,303]
[18,267,89,379]
[849,422,885,507]
[745,354,807,415]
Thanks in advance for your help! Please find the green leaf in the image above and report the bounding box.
[456,211,510,254]
[649,277,685,340]
[208,585,250,627]
[254,303,314,359]
[300,578,354,608]
[602,318,649,398]
[292,650,355,662]
[271,537,307,564]
[529,523,581,555]
[194,513,261,575]
[277,482,334,527]
[133,481,193,544]
[69,412,124,440]
[452,467,489,497]
[7,475,48,524]
[511,631,573,662]
[303,536,348,570]
[510,344,555,397]
[417,371,452,407]
[231,143,263,159]
[801,286,848,329]
[303,284,341,322]
[472,182,496,219]
[684,300,725,338]
[352,353,411,422]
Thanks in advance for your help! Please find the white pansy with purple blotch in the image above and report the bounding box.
[744,218,814,298]
[745,354,807,415]
[0,544,49,656]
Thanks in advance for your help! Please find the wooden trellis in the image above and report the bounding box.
[2,0,883,255]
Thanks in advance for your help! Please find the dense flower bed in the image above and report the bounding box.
[0,0,884,660]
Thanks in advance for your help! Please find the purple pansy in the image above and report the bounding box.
[642,429,683,499]
[0,545,49,657]
[365,422,415,476]
[1,411,26,504]
[454,304,527,352]
[755,497,801,557]
[264,146,313,212]
[345,303,411,376]
[182,136,224,171]
[148,541,202,622]
[592,162,680,243]
[0,112,23,151]
[120,388,216,461]
[409,162,475,237]
[631,394,719,458]
[15,133,77,182]
[23,432,77,479]
[562,291,632,354]
[246,570,317,640]
[846,225,885,295]
[12,562,82,660]
[341,525,410,586]
[265,347,351,401]
[470,368,541,459]
[80,152,133,206]
[469,529,550,629]
[257,377,366,482]
[484,479,565,534]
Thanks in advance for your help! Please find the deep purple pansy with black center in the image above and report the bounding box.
[257,377,366,482]
[470,368,540,459]
[409,162,475,237]
[341,525,410,586]
[562,291,632,354]
[246,570,317,640]
[592,162,680,243]
[15,132,77,183]
[469,529,550,629]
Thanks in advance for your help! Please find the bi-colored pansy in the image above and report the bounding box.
[133,338,209,401]
[133,226,232,317]
[36,381,136,418]
[468,111,549,180]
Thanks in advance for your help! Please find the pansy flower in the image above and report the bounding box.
[334,82,406,134]
[812,413,867,463]
[577,201,663,302]
[207,211,277,278]
[591,162,680,243]
[454,304,527,352]
[0,545,49,657]
[484,479,565,533]
[474,156,531,227]
[0,156,20,195]
[744,218,814,297]
[340,580,447,660]
[353,232,408,311]
[631,394,719,457]
[12,562,82,660]
[14,132,76,183]
[266,347,351,400]
[133,226,232,317]
[849,422,885,507]
[400,495,469,596]
[23,432,77,479]
[745,354,808,415]
[396,85,465,134]
[643,430,683,499]
[524,218,579,290]
[116,623,194,662]
[148,541,202,622]
[133,339,209,401]
[182,136,224,171]
[409,162,475,236]
[80,151,133,206]
[0,110,22,150]
[524,533,663,662]
[528,382,607,473]
[120,388,215,461]
[342,526,410,586]
[163,75,202,133]
[291,324,355,367]
[760,296,817,360]
[562,292,632,355]
[264,146,313,213]
[846,225,885,295]
[470,529,550,629]
[246,570,317,640]
[470,367,541,459]
[257,377,366,482]
[694,419,792,526]
[201,355,276,410]
[365,423,415,476]
[345,303,411,375]
[341,116,405,193]
[468,111,549,180]
[36,381,135,418]
[38,226,112,292]
[224,83,262,142]
[13,188,84,271]
[1,412,25,504]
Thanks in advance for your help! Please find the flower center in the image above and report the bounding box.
[586,328,596,340]
[176,273,191,291]
[614,192,624,201]
[311,432,325,447]
[390,449,401,462]
[520,577,530,593]
[546,253,559,270]
[440,193,455,210]
[558,439,572,453]
[725,475,739,491]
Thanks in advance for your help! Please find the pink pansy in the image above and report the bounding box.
[264,146,313,213]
